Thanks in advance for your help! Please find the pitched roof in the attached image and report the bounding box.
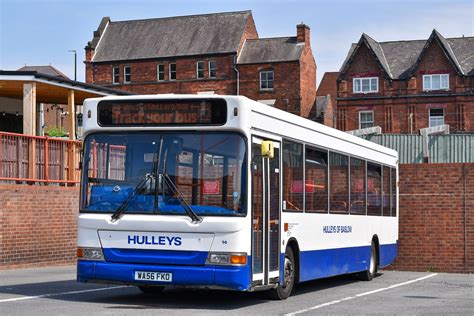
[90,11,252,62]
[340,30,474,79]
[237,37,304,64]
[17,65,69,79]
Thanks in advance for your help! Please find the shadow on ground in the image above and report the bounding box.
[0,273,372,310]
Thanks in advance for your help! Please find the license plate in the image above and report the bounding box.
[134,271,172,282]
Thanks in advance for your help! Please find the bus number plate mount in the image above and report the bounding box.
[134,271,172,282]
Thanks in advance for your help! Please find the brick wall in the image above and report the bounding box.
[1,164,472,273]
[391,163,474,273]
[0,185,79,269]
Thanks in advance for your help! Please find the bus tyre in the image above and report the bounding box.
[358,241,377,281]
[138,285,165,294]
[267,247,295,300]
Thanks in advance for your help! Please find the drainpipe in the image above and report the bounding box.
[233,55,239,95]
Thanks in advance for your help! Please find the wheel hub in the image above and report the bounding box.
[283,257,294,289]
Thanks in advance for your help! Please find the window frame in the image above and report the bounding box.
[169,63,177,81]
[353,77,378,94]
[112,67,120,84]
[208,60,217,78]
[359,110,374,129]
[282,139,304,213]
[157,64,165,81]
[123,66,131,84]
[196,61,205,79]
[422,74,449,91]
[429,108,445,127]
[259,70,274,91]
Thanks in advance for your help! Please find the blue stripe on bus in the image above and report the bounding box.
[103,248,208,265]
[77,257,252,291]
[379,243,398,267]
[286,243,398,282]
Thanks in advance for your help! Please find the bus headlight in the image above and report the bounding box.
[207,252,247,265]
[77,247,104,261]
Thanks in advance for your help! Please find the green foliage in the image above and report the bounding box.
[426,266,437,272]
[45,126,69,137]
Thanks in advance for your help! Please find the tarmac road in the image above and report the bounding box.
[0,266,472,315]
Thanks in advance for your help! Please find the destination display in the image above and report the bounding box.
[98,99,227,126]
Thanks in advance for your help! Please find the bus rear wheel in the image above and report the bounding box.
[138,285,165,294]
[358,241,377,281]
[267,247,295,300]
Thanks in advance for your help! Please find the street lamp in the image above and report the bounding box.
[68,50,77,81]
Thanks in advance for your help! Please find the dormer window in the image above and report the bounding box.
[353,77,378,93]
[423,74,449,91]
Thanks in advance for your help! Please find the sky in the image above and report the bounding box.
[0,0,473,87]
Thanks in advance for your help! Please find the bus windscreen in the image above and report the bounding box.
[98,99,227,126]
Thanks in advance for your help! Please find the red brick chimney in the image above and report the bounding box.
[297,23,310,47]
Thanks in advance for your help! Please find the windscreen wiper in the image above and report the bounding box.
[111,173,155,222]
[161,173,202,223]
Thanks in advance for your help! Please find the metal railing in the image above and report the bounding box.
[0,132,82,184]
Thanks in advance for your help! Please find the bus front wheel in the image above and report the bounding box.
[267,247,295,300]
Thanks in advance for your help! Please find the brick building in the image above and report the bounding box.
[332,30,473,133]
[84,11,316,117]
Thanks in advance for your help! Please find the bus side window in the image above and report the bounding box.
[282,140,303,211]
[305,146,328,213]
[382,166,391,216]
[329,152,349,214]
[391,168,397,217]
[367,163,382,216]
[350,157,366,215]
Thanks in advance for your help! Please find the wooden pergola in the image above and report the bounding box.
[0,71,132,183]
[0,70,132,139]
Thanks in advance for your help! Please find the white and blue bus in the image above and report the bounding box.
[77,95,398,299]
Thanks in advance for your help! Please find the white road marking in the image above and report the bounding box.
[285,273,438,315]
[0,285,128,303]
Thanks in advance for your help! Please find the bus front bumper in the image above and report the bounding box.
[77,260,251,291]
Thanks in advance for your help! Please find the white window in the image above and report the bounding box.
[429,108,444,127]
[123,66,131,83]
[260,70,274,90]
[423,74,449,91]
[208,60,217,78]
[353,77,378,93]
[112,67,120,84]
[169,63,176,80]
[157,64,165,81]
[196,61,205,79]
[359,111,374,129]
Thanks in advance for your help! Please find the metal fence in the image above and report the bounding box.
[361,134,474,164]
[0,132,82,184]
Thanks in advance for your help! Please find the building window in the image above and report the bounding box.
[112,67,120,84]
[157,64,165,81]
[429,108,444,127]
[359,111,374,129]
[196,61,205,79]
[353,77,378,93]
[123,66,131,83]
[260,70,274,90]
[169,63,176,80]
[209,60,217,78]
[423,74,449,91]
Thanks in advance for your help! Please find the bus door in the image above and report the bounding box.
[251,137,281,287]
